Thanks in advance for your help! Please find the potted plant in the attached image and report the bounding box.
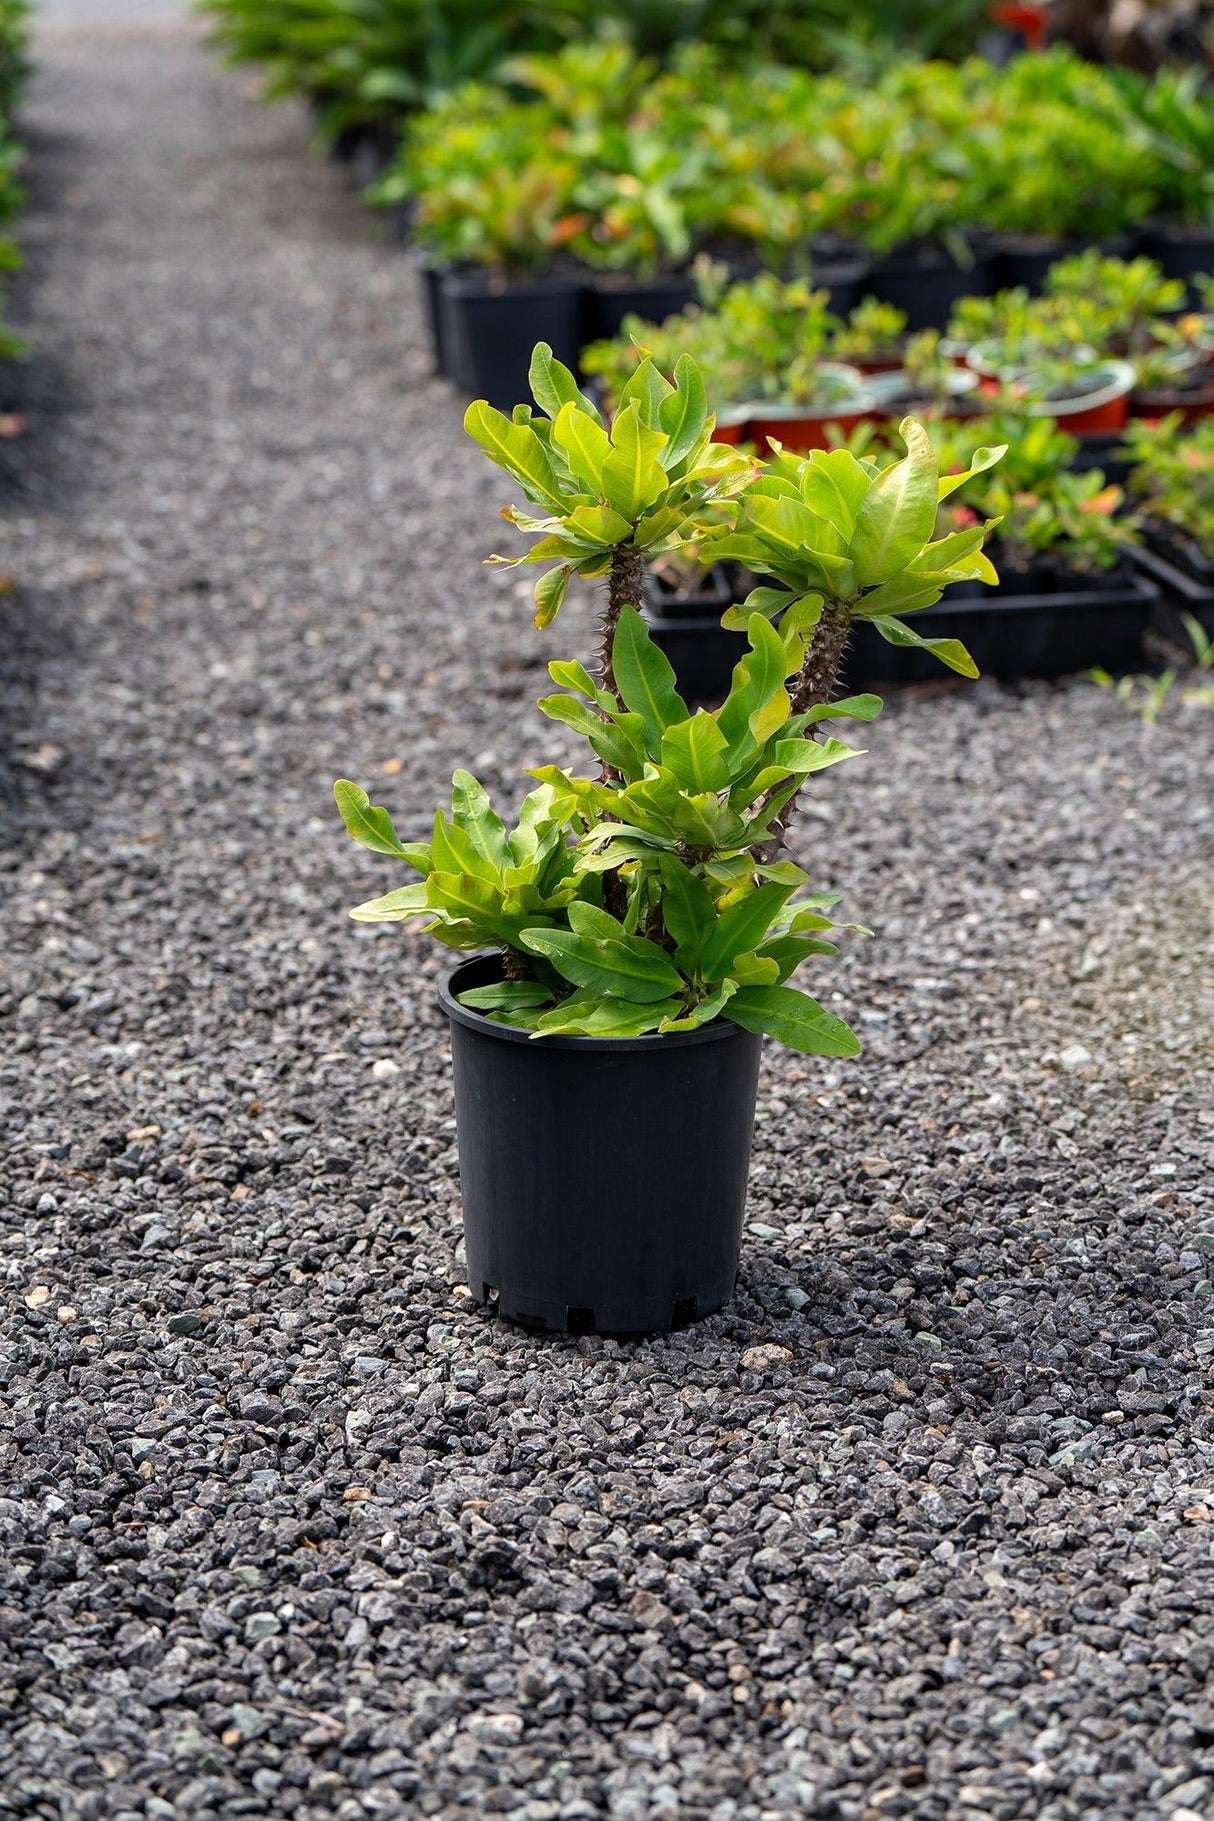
[865,329,982,419]
[335,343,1003,1333]
[830,298,910,374]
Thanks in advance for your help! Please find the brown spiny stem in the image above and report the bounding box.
[752,606,854,865]
[500,944,533,982]
[598,543,645,697]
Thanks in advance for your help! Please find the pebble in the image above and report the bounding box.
[2,16,1211,1821]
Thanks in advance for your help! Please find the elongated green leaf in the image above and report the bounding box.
[701,882,796,981]
[426,871,504,927]
[659,979,737,1033]
[658,355,709,469]
[601,404,668,522]
[727,984,861,1056]
[348,883,429,922]
[464,401,568,512]
[660,712,731,793]
[533,563,573,629]
[657,853,717,968]
[869,614,979,677]
[754,934,837,982]
[431,810,499,884]
[334,780,415,861]
[552,400,612,493]
[618,355,675,426]
[848,418,938,588]
[531,993,684,1038]
[529,342,598,423]
[521,903,684,1003]
[749,491,849,561]
[801,694,883,724]
[671,791,748,849]
[565,502,633,548]
[538,693,646,777]
[717,614,789,765]
[451,771,509,871]
[772,734,863,774]
[548,658,599,700]
[460,980,553,1014]
[798,449,873,533]
[937,442,1006,502]
[612,604,687,751]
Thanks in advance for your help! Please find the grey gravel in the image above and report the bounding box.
[2,6,1214,1821]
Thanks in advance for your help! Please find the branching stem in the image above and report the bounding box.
[752,606,854,865]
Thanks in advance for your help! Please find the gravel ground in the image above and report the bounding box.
[3,9,1214,1821]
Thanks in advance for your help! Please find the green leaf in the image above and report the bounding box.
[565,503,633,548]
[869,614,979,678]
[801,694,883,724]
[533,563,573,629]
[658,979,737,1033]
[548,658,600,700]
[660,712,731,793]
[618,355,675,426]
[348,883,429,922]
[460,980,553,1013]
[531,993,684,1038]
[657,853,717,968]
[464,401,568,513]
[529,342,597,423]
[426,870,504,928]
[520,901,685,1004]
[612,604,688,750]
[727,984,862,1056]
[937,442,1006,502]
[700,882,796,981]
[798,449,873,533]
[601,404,668,522]
[334,780,417,861]
[659,355,709,468]
[716,614,790,765]
[551,400,612,493]
[848,418,938,589]
[450,771,509,874]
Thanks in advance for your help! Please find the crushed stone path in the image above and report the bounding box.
[2,7,1214,1820]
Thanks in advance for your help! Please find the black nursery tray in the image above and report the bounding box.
[647,570,1159,705]
[1131,544,1214,646]
[841,569,1159,688]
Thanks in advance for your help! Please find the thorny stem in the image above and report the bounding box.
[599,543,645,697]
[595,545,648,920]
[500,944,532,982]
[752,606,854,866]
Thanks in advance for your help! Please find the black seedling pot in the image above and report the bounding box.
[642,562,733,624]
[440,954,763,1335]
[864,244,995,330]
[1136,223,1214,297]
[992,234,1134,294]
[441,271,587,408]
[645,608,748,704]
[414,256,452,378]
[587,272,697,341]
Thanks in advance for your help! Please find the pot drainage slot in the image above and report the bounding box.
[671,1296,698,1327]
[480,1284,500,1307]
[566,1307,596,1335]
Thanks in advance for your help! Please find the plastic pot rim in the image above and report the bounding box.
[439,953,749,1054]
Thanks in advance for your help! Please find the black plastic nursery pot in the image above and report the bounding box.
[864,244,995,331]
[840,567,1159,687]
[586,272,698,341]
[440,955,764,1335]
[440,270,586,408]
[990,234,1133,294]
[641,562,733,623]
[1136,222,1214,294]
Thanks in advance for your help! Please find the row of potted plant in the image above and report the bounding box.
[198,0,1004,151]
[387,45,1214,298]
[335,343,1005,1333]
[582,255,1214,457]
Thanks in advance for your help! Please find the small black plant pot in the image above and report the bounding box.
[413,255,452,378]
[440,271,587,408]
[586,272,697,341]
[864,243,995,330]
[1136,222,1214,298]
[991,233,1134,294]
[440,955,763,1335]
